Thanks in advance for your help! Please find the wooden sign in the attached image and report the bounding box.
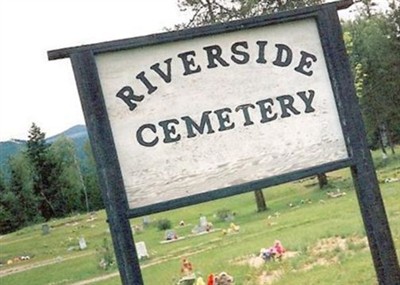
[48,1,400,284]
[95,18,348,210]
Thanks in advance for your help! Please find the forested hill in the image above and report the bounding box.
[0,125,88,172]
[47,125,87,143]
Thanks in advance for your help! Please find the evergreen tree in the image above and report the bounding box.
[0,153,41,233]
[0,169,19,234]
[0,186,19,234]
[26,123,56,220]
[1,124,106,232]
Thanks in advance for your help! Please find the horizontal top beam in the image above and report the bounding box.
[47,0,353,61]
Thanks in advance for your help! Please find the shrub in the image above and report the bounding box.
[216,208,234,222]
[96,237,115,270]
[157,218,172,231]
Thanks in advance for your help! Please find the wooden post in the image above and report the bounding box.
[319,5,400,284]
[70,51,144,285]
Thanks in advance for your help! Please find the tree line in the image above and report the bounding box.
[0,123,104,234]
[1,0,399,234]
[342,0,400,154]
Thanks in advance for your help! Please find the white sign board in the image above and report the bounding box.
[95,18,348,209]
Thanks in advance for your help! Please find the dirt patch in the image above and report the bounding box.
[301,256,340,272]
[232,254,264,268]
[233,236,367,284]
[311,236,346,254]
[300,236,367,272]
[310,236,367,256]
[232,251,299,269]
[259,270,283,285]
[230,251,299,284]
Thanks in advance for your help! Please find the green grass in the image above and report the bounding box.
[1,147,399,284]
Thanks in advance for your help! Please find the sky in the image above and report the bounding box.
[0,0,191,141]
[0,0,382,142]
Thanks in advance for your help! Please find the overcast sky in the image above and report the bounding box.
[0,0,378,142]
[0,0,192,141]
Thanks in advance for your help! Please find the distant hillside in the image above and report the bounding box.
[0,125,89,174]
[0,140,27,172]
[47,125,88,142]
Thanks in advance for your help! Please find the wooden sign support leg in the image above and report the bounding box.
[351,152,400,284]
[320,6,400,284]
[70,51,144,285]
[349,111,400,284]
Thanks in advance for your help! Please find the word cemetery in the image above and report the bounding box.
[136,89,315,147]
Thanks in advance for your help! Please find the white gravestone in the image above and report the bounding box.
[135,241,149,259]
[79,237,87,250]
[199,216,208,228]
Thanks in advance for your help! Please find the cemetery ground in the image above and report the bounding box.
[0,147,399,285]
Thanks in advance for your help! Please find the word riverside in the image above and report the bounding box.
[115,40,318,112]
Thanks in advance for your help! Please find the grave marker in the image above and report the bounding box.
[135,241,149,259]
[41,224,50,235]
[164,229,177,241]
[199,216,207,229]
[142,216,151,226]
[79,237,87,250]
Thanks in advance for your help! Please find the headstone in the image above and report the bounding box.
[142,216,151,226]
[79,236,87,250]
[42,224,50,235]
[199,216,207,228]
[164,230,177,240]
[135,241,149,259]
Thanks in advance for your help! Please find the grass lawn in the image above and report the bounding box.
[0,146,399,284]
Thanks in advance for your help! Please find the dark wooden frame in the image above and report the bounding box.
[48,1,400,284]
